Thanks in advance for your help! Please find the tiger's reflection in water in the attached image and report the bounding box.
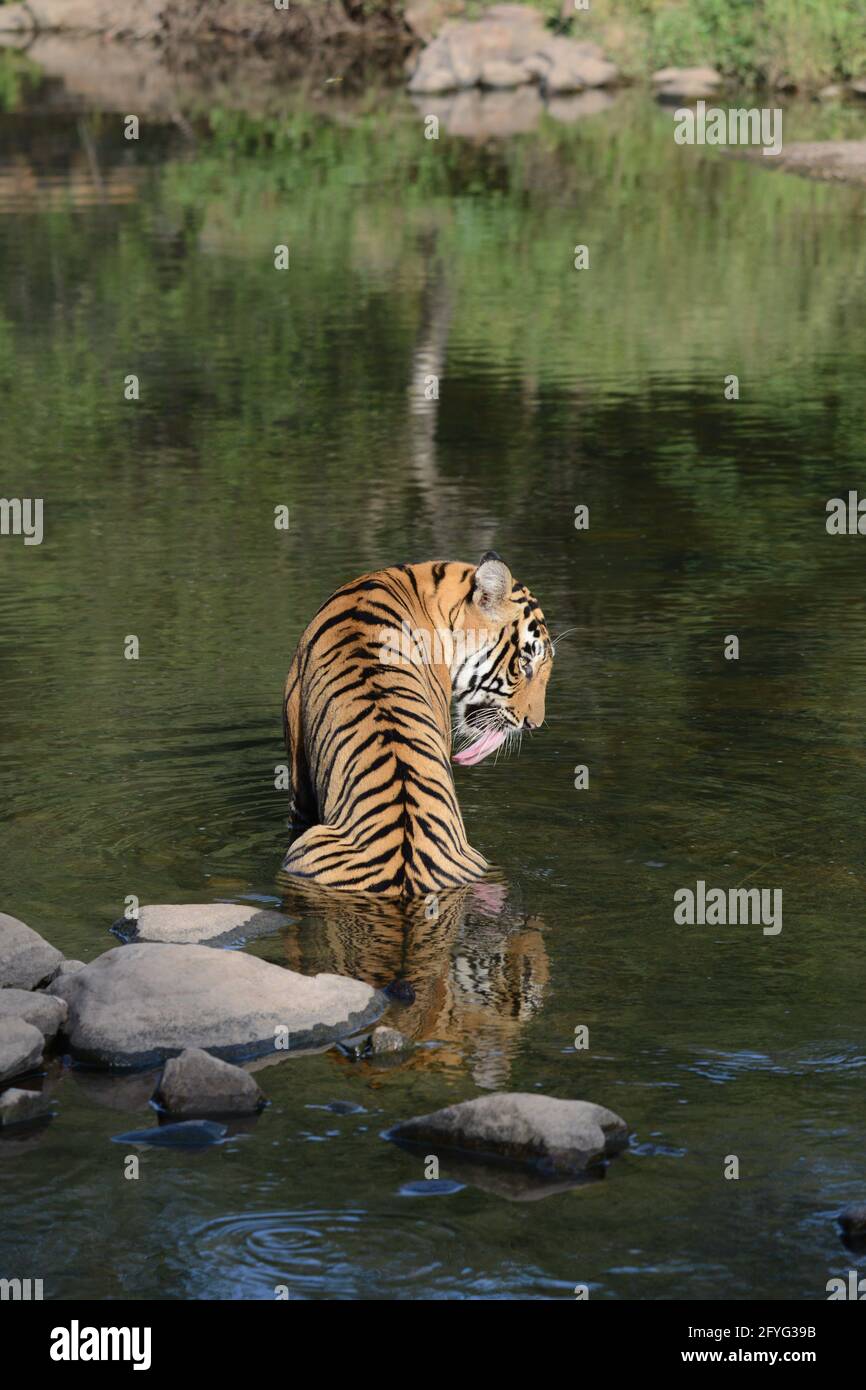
[274,874,549,1089]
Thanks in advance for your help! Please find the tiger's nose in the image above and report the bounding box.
[523,717,537,731]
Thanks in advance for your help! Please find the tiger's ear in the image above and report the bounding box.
[472,551,514,621]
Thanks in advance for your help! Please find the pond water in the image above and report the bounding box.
[1,69,866,1300]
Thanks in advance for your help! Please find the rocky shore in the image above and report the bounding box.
[0,905,630,1192]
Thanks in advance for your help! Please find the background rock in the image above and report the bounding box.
[408,5,618,96]
[0,911,63,989]
[652,65,722,101]
[49,942,385,1068]
[390,1092,629,1174]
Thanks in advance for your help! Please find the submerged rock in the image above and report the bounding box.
[384,978,416,1004]
[0,911,63,989]
[0,1087,52,1128]
[0,988,67,1041]
[0,1017,44,1084]
[111,1120,227,1148]
[110,902,291,948]
[48,942,385,1068]
[154,1047,265,1116]
[370,1026,412,1054]
[838,1204,866,1238]
[389,1093,628,1174]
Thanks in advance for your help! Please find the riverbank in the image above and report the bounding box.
[1,0,864,91]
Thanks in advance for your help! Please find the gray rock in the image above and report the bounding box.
[370,1026,412,1054]
[389,1092,628,1174]
[818,83,844,100]
[850,78,866,97]
[0,1017,44,1084]
[154,1047,265,1116]
[48,942,385,1068]
[0,1088,52,1128]
[110,902,291,948]
[0,911,63,989]
[0,988,67,1041]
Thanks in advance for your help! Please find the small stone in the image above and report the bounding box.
[0,988,67,1041]
[819,84,844,100]
[0,1017,44,1084]
[0,911,63,989]
[850,78,866,97]
[838,1204,866,1237]
[0,1088,51,1128]
[154,1047,265,1116]
[370,1026,412,1054]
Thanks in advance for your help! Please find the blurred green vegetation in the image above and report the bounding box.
[467,0,866,85]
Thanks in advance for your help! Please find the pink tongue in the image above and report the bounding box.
[453,728,507,767]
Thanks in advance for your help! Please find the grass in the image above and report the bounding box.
[462,0,866,86]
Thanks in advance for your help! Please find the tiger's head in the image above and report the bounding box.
[451,552,553,766]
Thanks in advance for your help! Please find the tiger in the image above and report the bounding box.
[280,552,553,897]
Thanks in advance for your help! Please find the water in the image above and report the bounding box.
[1,67,866,1299]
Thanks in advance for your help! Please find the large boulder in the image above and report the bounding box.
[154,1047,265,1116]
[0,1017,44,1084]
[110,902,291,948]
[48,942,384,1068]
[0,988,67,1041]
[408,6,618,96]
[0,912,63,989]
[389,1093,628,1174]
